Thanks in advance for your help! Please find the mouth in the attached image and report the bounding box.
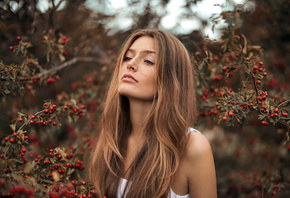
[121,74,138,82]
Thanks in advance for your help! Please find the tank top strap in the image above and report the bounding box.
[186,127,201,135]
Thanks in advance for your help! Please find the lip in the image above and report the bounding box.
[121,74,138,83]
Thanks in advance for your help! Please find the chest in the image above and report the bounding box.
[123,145,189,196]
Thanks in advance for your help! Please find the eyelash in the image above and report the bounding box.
[123,57,131,61]
[145,60,154,65]
[123,56,155,65]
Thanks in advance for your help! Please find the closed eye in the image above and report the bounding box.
[123,56,132,61]
[145,60,154,65]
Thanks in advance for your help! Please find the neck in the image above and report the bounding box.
[128,98,152,138]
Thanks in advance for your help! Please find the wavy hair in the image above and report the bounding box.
[88,29,197,198]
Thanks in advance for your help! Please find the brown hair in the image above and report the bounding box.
[88,29,197,198]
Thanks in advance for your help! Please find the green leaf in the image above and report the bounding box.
[24,161,33,172]
[11,172,23,182]
[0,159,8,171]
[258,114,267,120]
[9,124,16,131]
[58,54,66,63]
[67,168,75,175]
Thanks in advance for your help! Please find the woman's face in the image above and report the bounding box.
[118,36,157,101]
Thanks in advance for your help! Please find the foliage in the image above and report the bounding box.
[0,0,289,197]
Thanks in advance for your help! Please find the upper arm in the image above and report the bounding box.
[185,132,217,198]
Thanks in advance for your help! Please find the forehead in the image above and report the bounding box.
[128,36,155,52]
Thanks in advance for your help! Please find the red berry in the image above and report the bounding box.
[256,80,261,84]
[274,108,279,113]
[18,118,23,122]
[253,66,258,70]
[262,121,268,126]
[53,122,57,126]
[228,111,234,117]
[222,66,227,72]
[259,61,263,66]
[222,116,228,121]
[31,115,35,119]
[17,36,21,41]
[9,46,14,50]
[4,137,9,141]
[72,180,76,185]
[82,181,86,185]
[27,86,31,91]
[245,57,249,61]
[47,78,55,84]
[29,120,34,124]
[10,138,15,143]
[263,72,267,76]
[213,56,219,62]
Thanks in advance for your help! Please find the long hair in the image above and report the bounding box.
[88,29,197,198]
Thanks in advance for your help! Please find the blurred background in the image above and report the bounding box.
[0,0,289,197]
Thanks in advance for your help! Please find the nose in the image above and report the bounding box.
[127,59,137,71]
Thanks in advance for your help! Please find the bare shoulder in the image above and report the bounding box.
[185,131,212,159]
[183,130,217,197]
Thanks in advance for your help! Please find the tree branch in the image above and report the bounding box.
[0,56,105,81]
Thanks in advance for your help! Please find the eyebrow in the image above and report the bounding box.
[127,48,156,54]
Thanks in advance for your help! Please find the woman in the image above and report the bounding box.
[89,29,217,198]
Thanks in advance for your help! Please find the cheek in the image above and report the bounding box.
[147,70,157,92]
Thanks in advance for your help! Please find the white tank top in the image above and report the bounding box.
[117,127,200,198]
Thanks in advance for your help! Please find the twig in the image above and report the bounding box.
[43,56,104,76]
[280,118,290,120]
[18,109,47,131]
[4,144,12,158]
[251,72,259,104]
[0,56,105,81]
[278,100,290,107]
[202,104,215,108]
